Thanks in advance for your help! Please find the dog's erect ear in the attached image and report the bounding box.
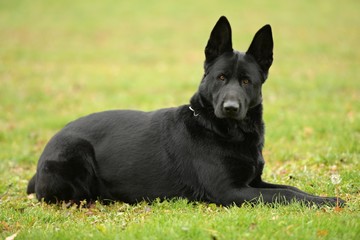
[205,16,233,62]
[246,25,273,79]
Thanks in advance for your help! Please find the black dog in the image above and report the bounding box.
[27,16,344,206]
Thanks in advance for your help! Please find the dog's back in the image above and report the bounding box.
[28,108,192,202]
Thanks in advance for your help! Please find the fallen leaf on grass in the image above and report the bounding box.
[317,229,329,237]
[5,231,19,240]
[85,210,96,216]
[27,194,35,200]
[347,111,354,122]
[334,206,344,212]
[1,221,10,231]
[303,127,313,137]
[249,223,257,231]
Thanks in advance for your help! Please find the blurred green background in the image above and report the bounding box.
[0,0,359,238]
[1,0,359,192]
[1,0,359,167]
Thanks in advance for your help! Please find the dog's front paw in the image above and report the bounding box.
[333,197,346,207]
[322,196,346,207]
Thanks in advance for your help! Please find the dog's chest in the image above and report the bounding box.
[222,145,260,186]
[210,127,262,184]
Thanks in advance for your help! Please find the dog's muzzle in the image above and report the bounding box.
[223,100,240,116]
[217,96,248,120]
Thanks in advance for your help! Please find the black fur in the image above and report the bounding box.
[27,16,345,207]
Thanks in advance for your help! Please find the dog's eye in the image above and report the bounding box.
[218,74,226,81]
[241,79,250,85]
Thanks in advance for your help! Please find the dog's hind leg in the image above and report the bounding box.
[34,135,100,203]
[26,174,36,194]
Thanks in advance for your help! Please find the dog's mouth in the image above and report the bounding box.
[217,112,247,121]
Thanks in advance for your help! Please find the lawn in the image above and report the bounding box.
[0,0,359,239]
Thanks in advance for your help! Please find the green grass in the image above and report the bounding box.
[0,0,359,239]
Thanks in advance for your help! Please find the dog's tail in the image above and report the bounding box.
[27,174,36,194]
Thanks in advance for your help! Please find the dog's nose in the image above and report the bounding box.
[223,100,239,114]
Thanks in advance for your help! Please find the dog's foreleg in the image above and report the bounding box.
[250,176,345,205]
[251,179,318,196]
[221,187,342,207]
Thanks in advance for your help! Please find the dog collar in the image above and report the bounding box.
[189,106,200,117]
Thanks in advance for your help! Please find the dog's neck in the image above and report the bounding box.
[189,93,264,141]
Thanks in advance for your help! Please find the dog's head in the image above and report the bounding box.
[198,16,273,121]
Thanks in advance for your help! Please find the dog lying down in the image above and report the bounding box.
[27,16,345,207]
